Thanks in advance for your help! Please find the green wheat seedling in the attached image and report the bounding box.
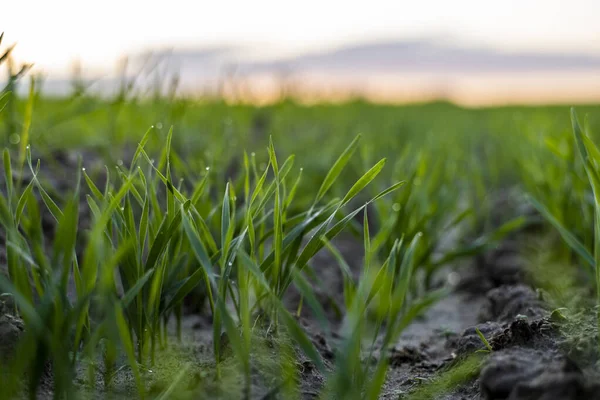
[529,109,600,297]
[2,56,592,399]
[0,118,411,399]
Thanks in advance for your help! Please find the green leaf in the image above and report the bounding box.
[131,125,155,169]
[364,359,389,400]
[182,209,216,312]
[290,268,329,333]
[314,134,361,205]
[475,327,493,352]
[83,168,104,201]
[528,195,594,268]
[3,149,13,206]
[114,304,144,398]
[164,262,211,313]
[279,307,325,373]
[121,268,155,308]
[340,158,386,206]
[15,179,34,226]
[221,182,232,260]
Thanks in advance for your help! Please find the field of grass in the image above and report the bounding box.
[2,36,600,399]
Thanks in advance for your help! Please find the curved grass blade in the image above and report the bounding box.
[527,195,594,268]
[313,134,361,206]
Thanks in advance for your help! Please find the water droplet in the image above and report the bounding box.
[300,167,303,171]
[81,167,86,171]
[251,152,256,157]
[156,122,163,129]
[26,145,30,149]
[120,207,125,211]
[150,125,154,129]
[117,159,124,166]
[205,167,210,171]
[392,203,401,212]
[9,133,20,144]
[228,262,233,266]
[150,159,155,164]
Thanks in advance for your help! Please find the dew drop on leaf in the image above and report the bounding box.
[9,133,20,144]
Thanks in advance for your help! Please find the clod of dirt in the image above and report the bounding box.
[451,322,502,355]
[312,333,335,360]
[389,345,427,367]
[482,284,547,322]
[0,313,25,361]
[489,318,554,351]
[480,348,600,400]
[461,246,524,295]
[486,253,524,286]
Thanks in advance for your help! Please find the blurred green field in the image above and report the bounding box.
[3,42,600,399]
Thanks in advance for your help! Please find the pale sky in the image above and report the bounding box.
[3,0,600,72]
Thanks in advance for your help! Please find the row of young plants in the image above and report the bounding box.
[0,112,462,398]
[0,33,556,398]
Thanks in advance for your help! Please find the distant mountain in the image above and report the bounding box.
[13,38,600,104]
[156,38,600,75]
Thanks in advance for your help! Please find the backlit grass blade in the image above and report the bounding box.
[83,168,104,201]
[17,77,35,188]
[268,136,280,178]
[364,359,389,400]
[121,267,155,308]
[15,176,34,226]
[364,206,371,270]
[572,108,600,302]
[3,149,13,206]
[131,125,155,170]
[340,158,386,207]
[53,198,79,290]
[284,167,303,210]
[289,181,406,291]
[0,91,9,113]
[290,268,329,333]
[528,195,594,268]
[249,160,270,208]
[221,182,232,261]
[279,306,325,373]
[313,134,361,206]
[182,209,216,310]
[164,261,213,313]
[0,188,11,227]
